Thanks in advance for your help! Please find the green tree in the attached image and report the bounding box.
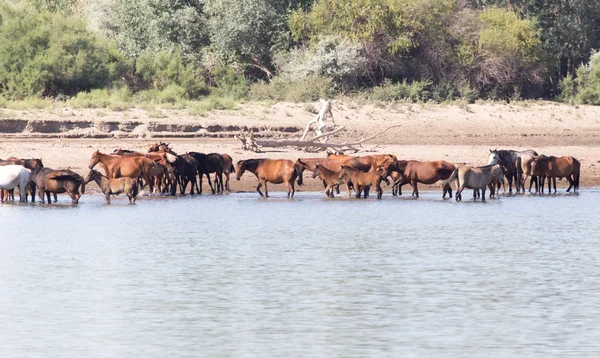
[106,0,209,61]
[0,4,127,99]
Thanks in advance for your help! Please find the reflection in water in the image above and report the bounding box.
[1,190,599,357]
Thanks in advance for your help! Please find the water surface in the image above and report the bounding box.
[1,189,599,357]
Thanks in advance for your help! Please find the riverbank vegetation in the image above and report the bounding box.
[1,0,599,111]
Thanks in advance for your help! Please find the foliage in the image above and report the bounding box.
[249,77,333,102]
[370,79,431,102]
[274,36,367,90]
[106,0,209,61]
[210,66,248,100]
[0,5,127,99]
[134,51,207,99]
[559,51,600,105]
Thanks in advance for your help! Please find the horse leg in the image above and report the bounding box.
[552,177,557,194]
[206,172,215,194]
[105,193,111,204]
[456,184,464,202]
[411,180,419,198]
[481,186,487,201]
[46,191,52,203]
[364,186,369,199]
[256,181,264,197]
[376,182,382,200]
[566,175,574,192]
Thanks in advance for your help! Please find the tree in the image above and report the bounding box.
[105,0,209,62]
[0,4,126,99]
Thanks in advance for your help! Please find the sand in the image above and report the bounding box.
[1,100,598,193]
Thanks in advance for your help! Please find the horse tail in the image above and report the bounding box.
[230,163,235,173]
[80,176,86,195]
[295,163,303,186]
[574,159,581,191]
[50,175,81,181]
[515,157,522,191]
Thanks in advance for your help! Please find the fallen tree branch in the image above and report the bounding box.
[240,124,401,153]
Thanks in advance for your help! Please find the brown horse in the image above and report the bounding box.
[387,160,455,198]
[236,159,299,198]
[30,168,85,204]
[323,154,397,173]
[85,170,139,204]
[221,154,235,193]
[339,165,387,199]
[531,155,580,193]
[311,163,351,198]
[88,150,154,192]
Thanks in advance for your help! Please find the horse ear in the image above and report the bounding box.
[489,149,492,153]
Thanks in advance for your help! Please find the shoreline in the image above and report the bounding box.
[1,101,598,192]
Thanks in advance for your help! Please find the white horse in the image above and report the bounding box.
[0,165,31,202]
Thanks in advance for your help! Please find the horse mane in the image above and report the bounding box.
[242,159,266,172]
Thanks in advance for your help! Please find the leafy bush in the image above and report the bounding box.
[274,36,367,90]
[370,79,431,102]
[249,77,333,102]
[134,51,207,99]
[210,66,248,100]
[67,87,132,109]
[0,5,127,99]
[560,51,600,105]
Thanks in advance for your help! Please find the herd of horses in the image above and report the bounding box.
[0,143,581,204]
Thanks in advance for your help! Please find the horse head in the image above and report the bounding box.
[235,160,246,180]
[88,150,101,169]
[487,149,500,165]
[312,164,321,179]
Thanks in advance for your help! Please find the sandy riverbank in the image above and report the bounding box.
[1,101,598,193]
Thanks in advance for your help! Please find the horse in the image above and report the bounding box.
[0,157,44,201]
[487,149,538,193]
[236,159,299,198]
[386,160,455,198]
[188,152,223,194]
[164,152,201,195]
[450,164,503,201]
[88,150,154,192]
[30,168,85,204]
[85,170,139,204]
[323,154,397,173]
[221,154,235,193]
[295,157,327,186]
[148,142,172,153]
[311,163,351,198]
[515,154,541,192]
[531,155,580,193]
[0,165,31,202]
[339,165,387,199]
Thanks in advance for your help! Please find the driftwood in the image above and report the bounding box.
[300,99,335,142]
[237,125,402,153]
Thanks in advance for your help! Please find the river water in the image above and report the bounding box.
[1,189,599,357]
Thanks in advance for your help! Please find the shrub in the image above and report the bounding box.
[134,51,207,99]
[210,66,248,100]
[67,87,132,109]
[370,79,431,102]
[274,36,367,90]
[559,51,600,105]
[249,77,333,102]
[0,5,127,99]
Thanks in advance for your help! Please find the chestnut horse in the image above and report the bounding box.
[531,155,580,193]
[387,160,455,198]
[30,168,85,204]
[236,159,299,198]
[311,163,351,198]
[338,165,387,199]
[88,150,154,192]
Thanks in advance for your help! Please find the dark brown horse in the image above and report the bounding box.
[221,154,235,193]
[387,160,455,198]
[30,168,85,204]
[164,152,201,195]
[188,152,223,194]
[531,155,580,193]
[236,159,299,198]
